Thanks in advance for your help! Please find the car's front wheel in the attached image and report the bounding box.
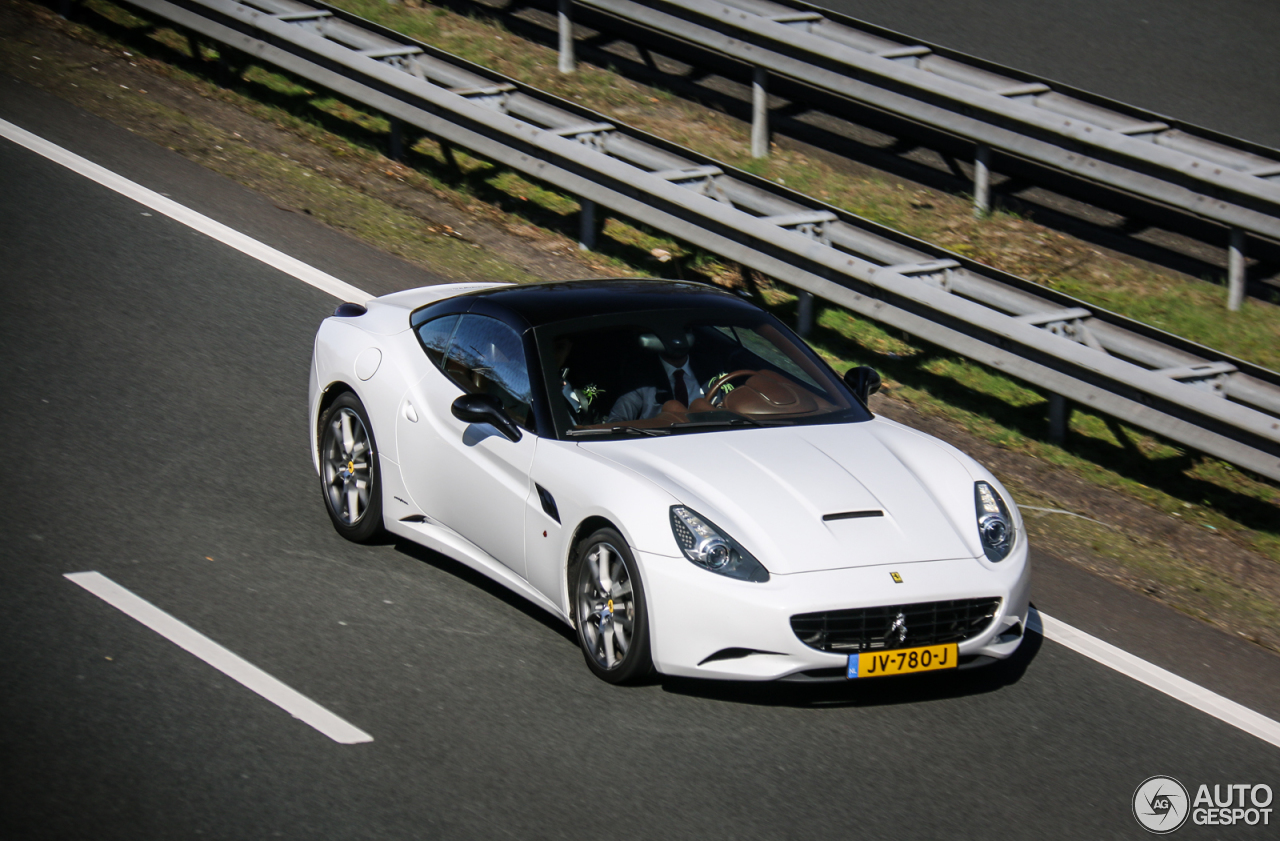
[319,391,383,543]
[573,528,652,684]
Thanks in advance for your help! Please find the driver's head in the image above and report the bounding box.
[638,328,694,371]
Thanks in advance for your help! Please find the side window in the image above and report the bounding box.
[443,314,534,428]
[416,314,460,367]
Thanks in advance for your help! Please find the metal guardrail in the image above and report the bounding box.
[551,0,1280,311]
[114,0,1280,481]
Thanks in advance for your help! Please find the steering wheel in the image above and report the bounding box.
[705,369,758,407]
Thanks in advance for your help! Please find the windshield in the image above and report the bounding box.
[534,306,871,439]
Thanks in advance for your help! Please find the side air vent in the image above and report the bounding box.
[333,302,368,317]
[535,483,560,523]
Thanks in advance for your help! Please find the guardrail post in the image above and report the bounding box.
[578,198,600,250]
[1227,228,1246,311]
[558,0,575,74]
[388,118,405,161]
[796,290,814,337]
[751,66,769,158]
[1048,393,1069,443]
[973,143,991,217]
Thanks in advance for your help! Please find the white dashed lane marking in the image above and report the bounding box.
[66,572,373,745]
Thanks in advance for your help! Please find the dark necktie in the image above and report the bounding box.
[673,368,689,404]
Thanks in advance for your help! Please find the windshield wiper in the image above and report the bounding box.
[667,417,764,430]
[567,426,671,437]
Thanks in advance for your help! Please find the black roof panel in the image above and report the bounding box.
[454,279,759,328]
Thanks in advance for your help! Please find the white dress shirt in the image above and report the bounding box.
[660,357,704,403]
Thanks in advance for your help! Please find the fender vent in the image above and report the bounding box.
[535,483,560,523]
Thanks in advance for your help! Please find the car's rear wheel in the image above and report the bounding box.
[319,391,383,543]
[573,528,652,684]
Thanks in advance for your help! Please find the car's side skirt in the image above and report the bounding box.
[385,516,570,627]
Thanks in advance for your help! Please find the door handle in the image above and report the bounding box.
[403,401,419,423]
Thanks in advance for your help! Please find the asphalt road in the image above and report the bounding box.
[816,0,1280,149]
[2,78,1279,839]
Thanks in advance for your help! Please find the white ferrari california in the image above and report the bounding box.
[309,279,1030,683]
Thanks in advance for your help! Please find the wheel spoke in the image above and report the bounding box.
[346,487,360,523]
[614,618,631,655]
[329,419,343,457]
[595,547,613,593]
[612,579,632,599]
[341,412,355,455]
[585,553,600,598]
[610,557,628,597]
[579,612,597,645]
[601,623,616,668]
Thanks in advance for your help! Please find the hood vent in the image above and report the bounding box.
[822,510,884,521]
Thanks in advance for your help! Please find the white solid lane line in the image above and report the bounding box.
[1030,609,1280,749]
[0,117,370,305]
[66,572,373,745]
[8,117,1277,751]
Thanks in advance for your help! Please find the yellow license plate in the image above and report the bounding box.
[848,643,958,678]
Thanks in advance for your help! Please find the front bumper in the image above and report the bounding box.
[640,540,1030,681]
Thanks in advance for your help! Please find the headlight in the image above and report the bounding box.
[669,506,770,582]
[974,481,1016,562]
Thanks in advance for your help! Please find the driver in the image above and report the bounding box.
[607,329,709,422]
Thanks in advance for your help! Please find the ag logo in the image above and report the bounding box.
[1133,776,1190,834]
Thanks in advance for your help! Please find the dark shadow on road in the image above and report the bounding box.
[393,538,578,646]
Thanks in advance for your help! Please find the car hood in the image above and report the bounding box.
[583,419,983,574]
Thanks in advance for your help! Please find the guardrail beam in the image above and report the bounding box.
[1116,121,1170,138]
[993,82,1049,98]
[762,210,836,244]
[653,166,731,204]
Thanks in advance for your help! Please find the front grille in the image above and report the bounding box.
[790,597,1002,653]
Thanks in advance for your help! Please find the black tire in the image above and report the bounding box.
[318,391,384,543]
[572,527,653,684]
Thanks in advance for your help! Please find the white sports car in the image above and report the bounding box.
[309,279,1030,683]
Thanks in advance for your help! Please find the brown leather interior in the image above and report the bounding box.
[724,370,821,416]
[570,370,836,431]
[444,357,483,392]
[705,369,757,404]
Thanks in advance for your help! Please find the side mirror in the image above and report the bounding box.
[451,393,523,442]
[843,366,882,405]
